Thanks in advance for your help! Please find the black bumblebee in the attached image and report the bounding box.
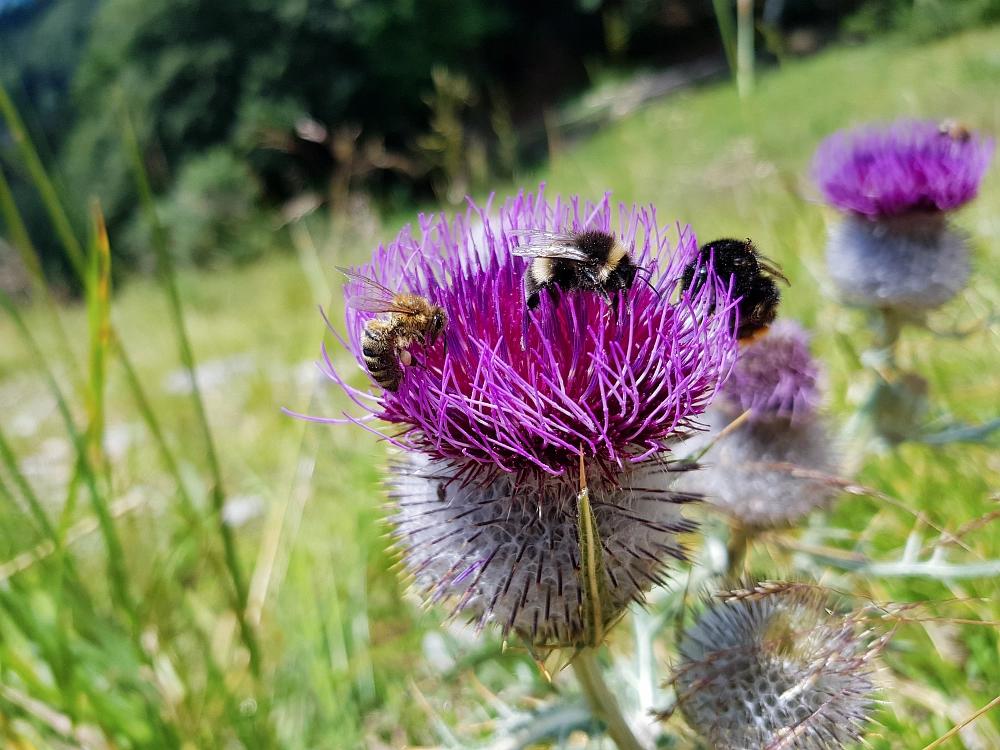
[681,238,787,341]
[512,229,645,310]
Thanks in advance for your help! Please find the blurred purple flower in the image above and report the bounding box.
[675,323,838,528]
[813,119,994,217]
[311,186,739,486]
[716,321,820,425]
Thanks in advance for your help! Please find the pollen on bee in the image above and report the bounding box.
[399,350,413,367]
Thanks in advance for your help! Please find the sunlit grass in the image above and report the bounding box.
[1,25,1000,749]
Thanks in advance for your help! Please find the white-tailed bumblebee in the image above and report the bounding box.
[511,229,646,310]
[337,267,447,392]
[681,238,787,341]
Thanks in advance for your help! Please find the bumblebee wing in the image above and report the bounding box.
[336,266,414,314]
[756,256,789,284]
[509,231,591,262]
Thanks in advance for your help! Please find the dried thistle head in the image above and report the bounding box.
[666,582,880,750]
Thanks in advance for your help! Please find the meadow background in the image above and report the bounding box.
[1,0,1000,747]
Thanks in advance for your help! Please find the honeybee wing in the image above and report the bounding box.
[336,266,421,314]
[508,230,593,263]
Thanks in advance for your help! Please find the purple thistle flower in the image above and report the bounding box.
[303,186,741,644]
[813,119,994,217]
[716,321,821,426]
[312,186,739,487]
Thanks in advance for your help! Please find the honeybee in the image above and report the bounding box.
[938,119,972,143]
[511,229,650,310]
[681,238,787,341]
[336,267,447,392]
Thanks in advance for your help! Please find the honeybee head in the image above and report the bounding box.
[427,308,447,347]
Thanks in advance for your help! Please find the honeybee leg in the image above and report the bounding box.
[398,348,429,370]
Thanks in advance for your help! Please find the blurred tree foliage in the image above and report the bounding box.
[1,0,873,281]
[845,0,1000,38]
[0,0,99,285]
[62,0,510,267]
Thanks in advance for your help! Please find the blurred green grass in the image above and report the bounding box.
[2,25,1000,749]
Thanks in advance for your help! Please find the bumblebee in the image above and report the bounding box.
[511,229,646,310]
[336,267,447,392]
[681,238,787,341]
[938,119,972,143]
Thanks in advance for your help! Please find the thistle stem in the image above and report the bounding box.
[872,307,904,366]
[573,648,646,750]
[727,523,751,577]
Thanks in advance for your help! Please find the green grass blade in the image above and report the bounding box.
[0,80,85,278]
[111,334,199,520]
[0,288,136,627]
[0,162,44,282]
[711,0,738,81]
[117,92,259,674]
[577,480,612,649]
[0,164,85,394]
[81,206,137,628]
[86,202,111,467]
[0,425,57,542]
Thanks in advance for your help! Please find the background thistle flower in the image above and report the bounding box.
[715,320,821,426]
[813,119,994,313]
[813,119,994,217]
[309,186,740,646]
[667,583,879,750]
[676,323,839,528]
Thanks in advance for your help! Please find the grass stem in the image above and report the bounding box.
[117,92,259,675]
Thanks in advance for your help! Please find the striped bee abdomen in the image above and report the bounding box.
[362,321,404,391]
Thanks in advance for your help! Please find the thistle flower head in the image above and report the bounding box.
[670,583,879,750]
[318,186,738,486]
[308,187,741,645]
[717,321,821,425]
[813,119,994,217]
